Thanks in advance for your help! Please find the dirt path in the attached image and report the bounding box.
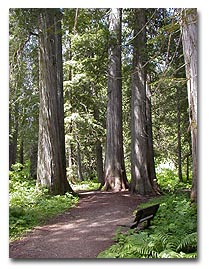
[9,190,150,259]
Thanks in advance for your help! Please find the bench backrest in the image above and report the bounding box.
[135,204,160,223]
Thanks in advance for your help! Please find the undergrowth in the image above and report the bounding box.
[98,193,197,258]
[71,179,100,191]
[156,168,192,192]
[9,162,79,241]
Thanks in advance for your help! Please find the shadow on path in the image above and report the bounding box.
[9,190,150,258]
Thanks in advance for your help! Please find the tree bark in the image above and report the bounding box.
[65,33,74,180]
[181,8,197,202]
[19,137,24,165]
[30,143,38,179]
[146,75,157,185]
[130,9,153,195]
[9,105,18,170]
[177,87,183,182]
[92,89,104,186]
[104,8,129,191]
[96,140,104,185]
[37,9,74,195]
[67,145,73,178]
[76,138,84,181]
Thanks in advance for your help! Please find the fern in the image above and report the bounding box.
[97,193,197,259]
[131,246,158,258]
[177,232,197,253]
[155,233,179,251]
[158,249,182,258]
[182,252,197,258]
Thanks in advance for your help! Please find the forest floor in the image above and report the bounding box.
[9,190,151,259]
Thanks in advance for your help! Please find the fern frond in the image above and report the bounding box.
[182,252,197,258]
[177,232,197,252]
[134,245,159,258]
[158,249,182,258]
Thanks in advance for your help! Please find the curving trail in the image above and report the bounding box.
[9,190,150,259]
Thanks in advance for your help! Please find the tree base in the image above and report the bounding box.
[103,176,129,192]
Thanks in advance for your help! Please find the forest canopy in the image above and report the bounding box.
[9,8,197,199]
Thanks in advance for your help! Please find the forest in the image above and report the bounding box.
[9,8,197,259]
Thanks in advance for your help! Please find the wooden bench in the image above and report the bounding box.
[130,204,160,229]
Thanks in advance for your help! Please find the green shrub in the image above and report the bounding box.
[9,162,79,241]
[72,180,100,191]
[98,193,197,259]
[156,168,192,192]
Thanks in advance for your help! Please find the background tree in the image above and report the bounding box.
[62,8,108,183]
[9,8,194,198]
[146,74,157,186]
[37,9,74,194]
[146,8,191,184]
[180,8,197,202]
[9,9,39,173]
[129,8,154,194]
[104,8,129,191]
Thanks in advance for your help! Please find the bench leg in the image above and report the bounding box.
[146,219,151,228]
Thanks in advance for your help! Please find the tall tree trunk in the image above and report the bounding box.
[104,8,129,191]
[30,143,38,179]
[19,137,24,165]
[65,34,73,180]
[181,8,197,202]
[67,144,73,179]
[186,155,190,182]
[130,9,153,195]
[37,9,74,195]
[177,87,183,182]
[76,138,83,181]
[9,106,18,169]
[146,75,157,184]
[96,140,104,185]
[92,88,104,186]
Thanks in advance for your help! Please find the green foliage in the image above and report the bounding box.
[156,167,192,192]
[97,193,197,258]
[62,9,108,181]
[9,163,79,241]
[9,8,192,188]
[71,180,100,191]
[9,9,39,166]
